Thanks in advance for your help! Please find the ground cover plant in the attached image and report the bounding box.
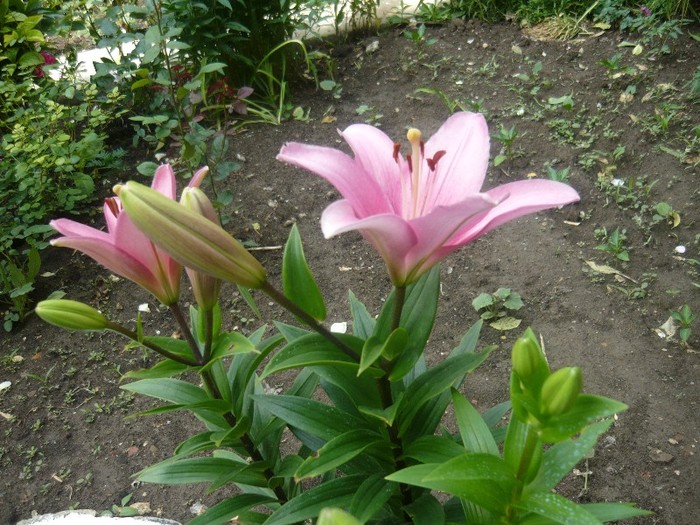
[1,1,699,524]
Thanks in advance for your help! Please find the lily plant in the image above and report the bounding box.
[37,113,648,525]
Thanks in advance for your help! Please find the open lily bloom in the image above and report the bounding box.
[50,165,195,305]
[278,112,580,285]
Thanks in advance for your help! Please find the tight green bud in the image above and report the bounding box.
[540,367,583,417]
[35,300,109,331]
[117,181,267,289]
[511,336,550,393]
[180,187,222,310]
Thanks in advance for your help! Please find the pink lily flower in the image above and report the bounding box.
[50,164,202,305]
[278,112,579,285]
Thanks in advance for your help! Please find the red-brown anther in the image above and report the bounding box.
[406,154,413,173]
[393,143,401,162]
[105,197,120,217]
[427,150,447,171]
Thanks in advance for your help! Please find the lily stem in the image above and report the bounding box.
[170,303,204,364]
[261,281,361,362]
[107,322,199,366]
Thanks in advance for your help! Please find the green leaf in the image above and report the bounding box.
[317,508,362,525]
[199,62,227,74]
[516,492,599,525]
[131,78,153,90]
[263,475,364,525]
[260,333,365,379]
[527,420,613,493]
[282,224,326,321]
[405,493,445,525]
[581,503,652,522]
[359,328,407,375]
[251,395,370,442]
[120,378,208,405]
[189,494,278,525]
[472,292,494,311]
[348,290,375,338]
[390,266,441,380]
[402,435,466,463]
[397,351,492,437]
[294,429,383,480]
[122,359,190,380]
[387,464,510,515]
[348,475,396,522]
[490,316,521,331]
[452,389,499,456]
[18,51,43,67]
[137,456,242,485]
[539,395,627,442]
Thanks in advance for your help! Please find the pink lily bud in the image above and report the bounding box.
[50,165,182,305]
[116,181,267,289]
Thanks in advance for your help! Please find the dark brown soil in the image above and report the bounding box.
[2,21,699,525]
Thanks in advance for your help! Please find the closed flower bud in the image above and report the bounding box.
[540,367,583,417]
[180,187,222,310]
[511,336,549,393]
[35,300,109,331]
[116,181,267,289]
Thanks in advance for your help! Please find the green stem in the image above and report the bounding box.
[261,282,360,362]
[203,307,214,362]
[169,303,203,364]
[107,322,200,366]
[505,423,540,523]
[391,286,406,332]
[380,285,414,518]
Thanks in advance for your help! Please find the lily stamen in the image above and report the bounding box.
[407,128,422,217]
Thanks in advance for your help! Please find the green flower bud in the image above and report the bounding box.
[116,181,267,289]
[35,300,109,331]
[540,367,583,417]
[511,335,550,393]
[180,187,222,310]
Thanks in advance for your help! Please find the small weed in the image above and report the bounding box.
[319,79,343,99]
[671,304,695,344]
[652,202,681,228]
[355,104,383,126]
[472,288,524,330]
[546,166,571,183]
[492,124,520,166]
[595,227,630,262]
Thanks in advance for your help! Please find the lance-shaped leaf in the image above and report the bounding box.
[294,429,384,480]
[260,333,367,379]
[359,328,407,375]
[251,395,372,442]
[525,419,613,494]
[396,351,492,437]
[263,474,365,525]
[539,394,627,442]
[348,474,397,522]
[189,494,279,525]
[282,224,326,321]
[348,289,375,338]
[452,388,499,456]
[515,492,599,525]
[387,463,510,515]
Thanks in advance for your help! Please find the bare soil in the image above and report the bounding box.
[2,20,699,524]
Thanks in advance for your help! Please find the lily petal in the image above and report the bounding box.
[277,143,391,217]
[452,179,580,246]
